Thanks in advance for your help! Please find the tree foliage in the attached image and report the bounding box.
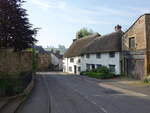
[76,28,93,39]
[0,0,38,51]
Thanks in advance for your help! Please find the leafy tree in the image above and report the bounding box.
[0,0,38,51]
[76,28,93,39]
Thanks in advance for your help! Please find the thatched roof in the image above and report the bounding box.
[64,31,123,58]
[64,33,100,58]
[83,31,123,54]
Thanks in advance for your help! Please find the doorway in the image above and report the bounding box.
[74,65,77,74]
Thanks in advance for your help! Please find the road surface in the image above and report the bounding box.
[16,73,150,113]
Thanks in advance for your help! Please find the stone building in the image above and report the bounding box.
[122,14,150,79]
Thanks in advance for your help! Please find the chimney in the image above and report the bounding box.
[115,25,122,32]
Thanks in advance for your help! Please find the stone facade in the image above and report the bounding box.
[122,14,150,79]
[0,49,33,78]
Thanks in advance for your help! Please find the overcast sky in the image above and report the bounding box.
[24,0,150,48]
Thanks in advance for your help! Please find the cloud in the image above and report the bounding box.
[65,17,113,25]
[31,0,67,10]
[94,7,133,17]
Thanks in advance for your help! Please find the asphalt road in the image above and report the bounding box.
[16,73,150,113]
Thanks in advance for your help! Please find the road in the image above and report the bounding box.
[16,73,150,113]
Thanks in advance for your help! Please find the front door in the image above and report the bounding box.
[91,64,95,70]
[74,65,77,74]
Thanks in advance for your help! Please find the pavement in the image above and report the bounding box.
[16,72,150,113]
[78,75,150,97]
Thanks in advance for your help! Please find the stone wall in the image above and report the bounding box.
[145,14,150,51]
[0,49,33,78]
[37,53,51,71]
[122,15,146,51]
[122,14,147,79]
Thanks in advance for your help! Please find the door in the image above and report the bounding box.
[91,64,95,70]
[125,58,144,79]
[74,65,77,74]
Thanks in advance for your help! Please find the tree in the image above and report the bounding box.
[0,0,38,51]
[76,28,93,39]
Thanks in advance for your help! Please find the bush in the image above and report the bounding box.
[94,66,110,73]
[80,66,115,79]
[144,75,150,83]
[0,72,32,97]
[0,79,23,96]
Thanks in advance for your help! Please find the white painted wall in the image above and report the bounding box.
[63,56,83,74]
[63,52,121,75]
[51,53,63,70]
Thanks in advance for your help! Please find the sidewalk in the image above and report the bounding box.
[79,75,150,97]
[101,78,150,96]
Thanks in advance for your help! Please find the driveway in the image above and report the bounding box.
[16,72,150,113]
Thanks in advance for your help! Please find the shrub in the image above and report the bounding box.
[0,72,32,96]
[144,75,150,83]
[80,66,115,79]
[0,79,23,96]
[95,66,110,73]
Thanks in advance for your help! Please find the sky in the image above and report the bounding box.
[23,0,150,48]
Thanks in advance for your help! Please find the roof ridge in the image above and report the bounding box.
[98,31,123,39]
[77,33,100,41]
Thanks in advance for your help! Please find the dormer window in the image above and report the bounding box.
[129,37,136,49]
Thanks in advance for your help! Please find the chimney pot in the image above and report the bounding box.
[115,25,122,32]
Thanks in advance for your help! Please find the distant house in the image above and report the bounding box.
[122,14,150,79]
[35,46,51,71]
[50,51,63,71]
[63,26,123,75]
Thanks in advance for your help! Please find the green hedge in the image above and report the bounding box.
[144,75,150,84]
[80,66,115,79]
[0,71,32,97]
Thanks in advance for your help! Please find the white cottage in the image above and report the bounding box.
[63,25,123,75]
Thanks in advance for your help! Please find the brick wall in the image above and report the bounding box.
[0,49,33,78]
[37,53,51,71]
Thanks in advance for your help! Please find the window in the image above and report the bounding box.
[97,64,102,68]
[78,59,81,63]
[70,58,74,63]
[86,64,90,70]
[69,66,72,72]
[86,54,90,58]
[109,65,116,73]
[81,54,84,58]
[78,67,81,72]
[96,53,101,59]
[129,37,136,49]
[109,52,115,58]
